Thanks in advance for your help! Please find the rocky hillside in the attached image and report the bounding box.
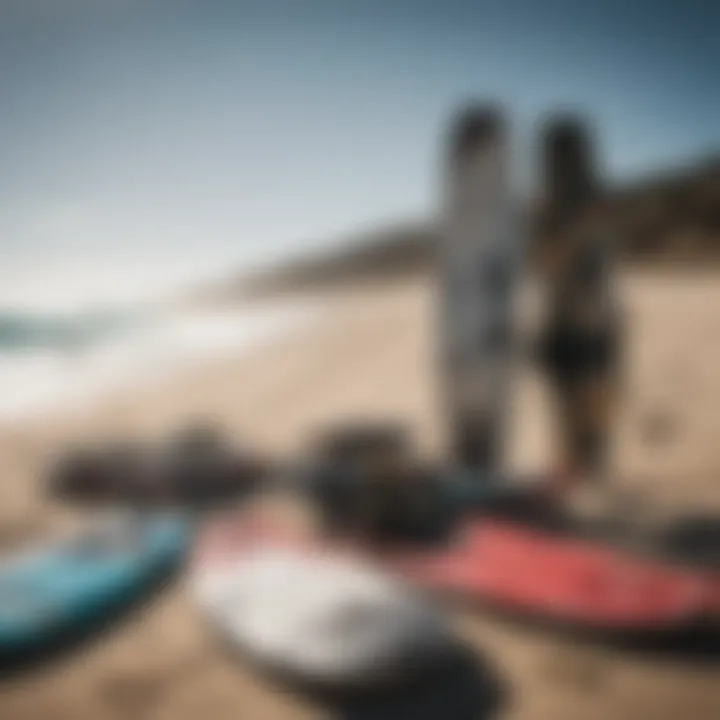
[241,155,720,296]
[609,156,720,261]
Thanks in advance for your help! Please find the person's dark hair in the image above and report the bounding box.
[541,114,599,214]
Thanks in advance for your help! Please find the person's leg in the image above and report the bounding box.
[544,378,582,494]
[572,374,618,483]
[551,369,626,520]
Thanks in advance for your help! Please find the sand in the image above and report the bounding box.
[0,271,718,719]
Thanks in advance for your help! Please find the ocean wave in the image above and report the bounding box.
[0,302,318,423]
[0,310,133,352]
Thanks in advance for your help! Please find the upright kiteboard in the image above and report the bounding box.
[439,105,525,478]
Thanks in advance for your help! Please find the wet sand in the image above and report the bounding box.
[0,271,718,719]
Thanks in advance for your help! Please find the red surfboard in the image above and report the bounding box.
[386,520,717,631]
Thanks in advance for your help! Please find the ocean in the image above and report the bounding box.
[0,257,317,423]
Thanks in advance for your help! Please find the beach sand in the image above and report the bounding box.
[0,270,718,719]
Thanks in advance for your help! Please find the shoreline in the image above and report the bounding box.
[0,298,321,432]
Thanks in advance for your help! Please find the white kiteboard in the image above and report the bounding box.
[439,105,525,478]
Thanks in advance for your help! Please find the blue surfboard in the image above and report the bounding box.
[0,514,189,673]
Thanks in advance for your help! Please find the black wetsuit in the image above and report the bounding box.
[537,306,620,389]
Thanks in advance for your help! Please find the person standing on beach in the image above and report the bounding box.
[534,117,623,496]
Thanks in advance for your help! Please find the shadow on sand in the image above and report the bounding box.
[288,644,508,720]
[331,647,506,720]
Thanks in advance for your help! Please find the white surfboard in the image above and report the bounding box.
[194,543,453,689]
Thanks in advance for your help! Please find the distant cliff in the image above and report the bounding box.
[608,156,720,262]
[240,156,720,297]
[239,223,436,296]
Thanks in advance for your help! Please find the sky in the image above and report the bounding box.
[1,0,718,307]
